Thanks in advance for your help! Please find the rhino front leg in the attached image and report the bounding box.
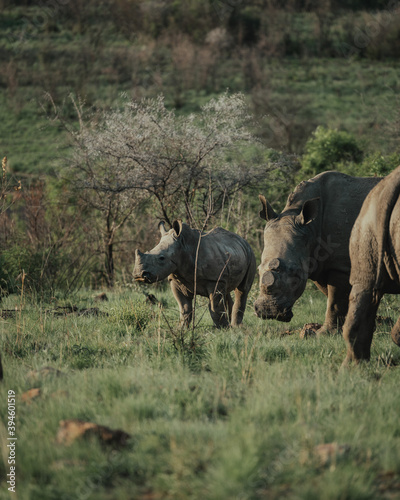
[318,272,351,334]
[209,290,230,328]
[170,280,193,327]
[342,285,382,364]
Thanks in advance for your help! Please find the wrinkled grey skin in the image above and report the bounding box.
[133,220,256,328]
[343,166,400,363]
[254,171,382,332]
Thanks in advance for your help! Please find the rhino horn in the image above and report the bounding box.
[268,258,281,270]
[262,271,276,288]
[135,249,144,260]
[259,195,277,221]
[158,221,167,236]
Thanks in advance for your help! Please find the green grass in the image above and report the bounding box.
[1,285,400,499]
[4,56,400,175]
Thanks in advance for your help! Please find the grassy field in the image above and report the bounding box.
[3,57,400,175]
[1,283,400,500]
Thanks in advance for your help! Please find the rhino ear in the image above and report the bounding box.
[259,195,277,221]
[172,219,183,238]
[297,198,320,225]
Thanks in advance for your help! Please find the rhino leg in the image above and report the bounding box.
[209,290,230,328]
[170,280,193,327]
[315,272,351,335]
[231,289,249,327]
[232,260,256,327]
[342,285,382,364]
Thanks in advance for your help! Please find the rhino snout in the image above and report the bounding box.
[134,271,153,283]
[254,297,293,322]
[134,249,153,283]
[254,297,293,323]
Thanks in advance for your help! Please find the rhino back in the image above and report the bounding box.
[177,227,254,295]
[285,171,381,272]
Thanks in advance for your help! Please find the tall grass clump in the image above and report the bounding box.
[108,298,152,332]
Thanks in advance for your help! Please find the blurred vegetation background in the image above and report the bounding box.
[1,0,400,295]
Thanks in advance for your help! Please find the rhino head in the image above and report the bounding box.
[133,220,183,284]
[254,195,320,322]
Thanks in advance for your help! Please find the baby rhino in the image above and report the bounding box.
[133,220,256,328]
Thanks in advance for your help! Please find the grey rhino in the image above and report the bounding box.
[254,171,381,332]
[133,220,256,328]
[343,165,400,363]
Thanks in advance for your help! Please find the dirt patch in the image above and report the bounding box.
[47,306,108,317]
[0,309,17,319]
[21,388,41,404]
[299,323,323,339]
[94,292,108,302]
[280,323,323,338]
[56,419,131,447]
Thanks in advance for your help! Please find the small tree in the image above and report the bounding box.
[72,92,270,230]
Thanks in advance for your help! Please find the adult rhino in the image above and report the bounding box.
[133,220,256,328]
[254,171,381,333]
[343,166,400,363]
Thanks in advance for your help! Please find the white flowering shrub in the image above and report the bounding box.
[71,92,269,228]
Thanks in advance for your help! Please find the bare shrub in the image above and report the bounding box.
[69,92,272,231]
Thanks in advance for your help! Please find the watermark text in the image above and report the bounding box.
[7,390,17,493]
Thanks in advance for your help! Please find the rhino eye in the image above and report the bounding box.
[159,255,165,262]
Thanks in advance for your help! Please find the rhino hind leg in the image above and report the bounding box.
[209,291,230,328]
[231,289,249,327]
[318,273,351,335]
[342,286,382,364]
[232,258,256,327]
[226,293,233,323]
